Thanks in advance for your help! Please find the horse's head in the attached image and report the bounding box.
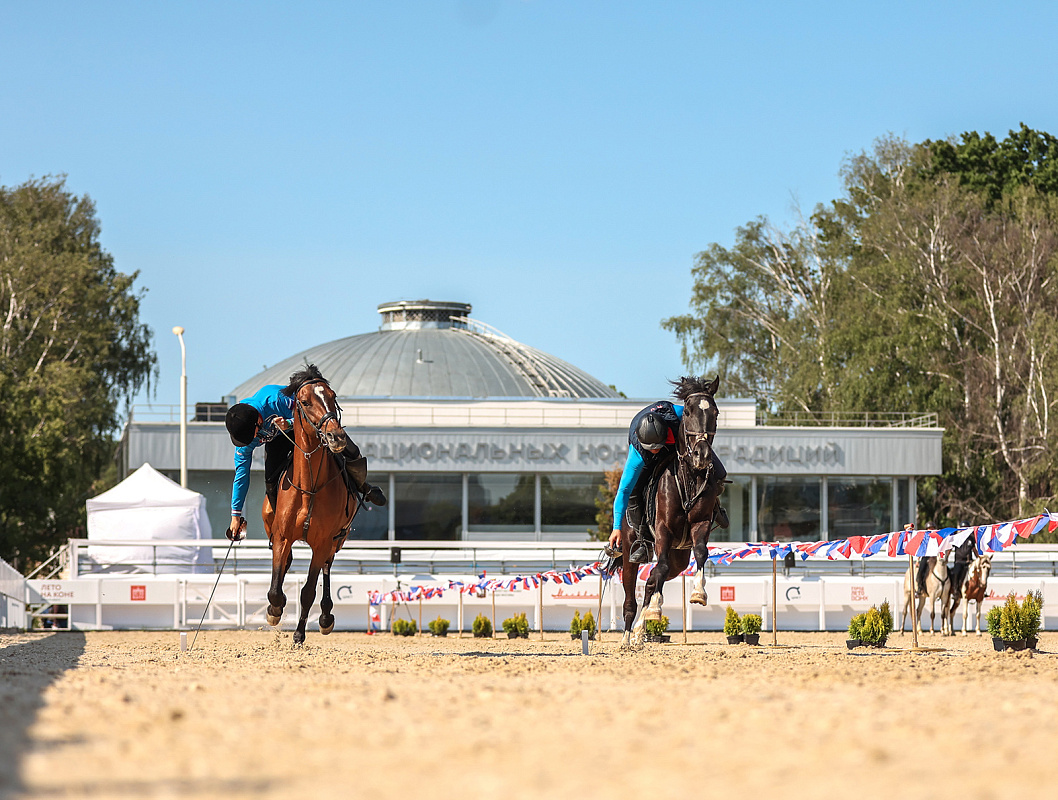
[672,375,720,473]
[287,365,348,454]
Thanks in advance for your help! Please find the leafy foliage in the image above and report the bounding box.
[471,613,492,638]
[986,606,1003,638]
[740,613,762,635]
[427,617,450,636]
[569,609,582,636]
[502,612,530,637]
[848,613,865,641]
[667,126,1058,530]
[593,467,623,541]
[391,618,417,636]
[723,606,741,636]
[643,615,669,637]
[0,176,156,568]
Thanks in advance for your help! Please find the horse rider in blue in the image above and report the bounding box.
[224,384,386,541]
[607,399,728,563]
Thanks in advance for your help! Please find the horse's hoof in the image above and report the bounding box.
[292,630,306,646]
[267,613,282,627]
[689,591,707,606]
[319,615,335,635]
[642,606,661,622]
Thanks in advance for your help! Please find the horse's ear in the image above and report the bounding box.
[706,375,719,396]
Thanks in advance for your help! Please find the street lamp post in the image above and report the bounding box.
[172,326,187,488]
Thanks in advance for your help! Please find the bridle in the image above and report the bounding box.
[674,392,719,514]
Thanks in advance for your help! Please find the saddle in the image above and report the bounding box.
[637,452,692,550]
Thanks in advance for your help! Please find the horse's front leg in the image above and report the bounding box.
[319,556,336,635]
[294,553,327,646]
[620,553,638,647]
[267,538,294,626]
[641,539,673,622]
[690,523,710,606]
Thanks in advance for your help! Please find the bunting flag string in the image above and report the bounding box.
[367,511,1058,604]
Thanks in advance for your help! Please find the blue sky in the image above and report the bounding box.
[3,1,1057,411]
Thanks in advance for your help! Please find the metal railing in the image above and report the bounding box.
[757,411,940,429]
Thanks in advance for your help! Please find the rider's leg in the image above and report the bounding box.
[264,435,295,511]
[341,441,387,506]
[627,484,652,564]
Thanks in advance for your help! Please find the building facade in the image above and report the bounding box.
[121,300,943,544]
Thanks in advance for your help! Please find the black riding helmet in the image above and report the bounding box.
[636,412,668,448]
[225,403,259,447]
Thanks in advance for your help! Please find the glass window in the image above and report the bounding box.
[468,473,534,534]
[897,478,912,528]
[394,474,462,540]
[829,477,893,538]
[714,475,751,543]
[348,472,389,540]
[541,473,604,533]
[756,477,821,542]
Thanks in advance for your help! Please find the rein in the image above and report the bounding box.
[674,391,718,514]
[282,378,356,534]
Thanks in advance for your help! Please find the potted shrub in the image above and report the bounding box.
[999,594,1027,651]
[858,603,890,648]
[580,610,597,641]
[1022,590,1043,650]
[723,607,742,644]
[502,613,531,639]
[644,615,670,643]
[569,610,582,640]
[472,613,493,639]
[847,613,865,650]
[427,617,450,637]
[986,605,1003,651]
[391,618,417,637]
[741,613,762,646]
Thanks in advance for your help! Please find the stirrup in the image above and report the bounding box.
[629,540,652,564]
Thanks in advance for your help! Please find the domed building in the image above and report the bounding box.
[122,300,941,545]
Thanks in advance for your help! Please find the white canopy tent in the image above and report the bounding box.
[86,463,213,574]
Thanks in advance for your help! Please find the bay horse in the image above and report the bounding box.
[617,375,725,646]
[953,554,992,635]
[265,365,359,645]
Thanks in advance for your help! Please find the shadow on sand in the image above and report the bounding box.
[0,631,86,800]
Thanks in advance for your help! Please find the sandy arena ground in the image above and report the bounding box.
[1,626,1056,799]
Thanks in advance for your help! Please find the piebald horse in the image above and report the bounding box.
[265,365,358,645]
[617,375,725,646]
[953,554,993,635]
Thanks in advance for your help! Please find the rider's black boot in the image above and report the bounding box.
[361,482,387,506]
[629,539,652,564]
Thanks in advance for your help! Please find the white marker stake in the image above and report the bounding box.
[581,629,589,655]
[179,632,187,652]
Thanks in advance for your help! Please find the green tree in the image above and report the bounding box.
[0,176,156,568]
[667,126,1058,530]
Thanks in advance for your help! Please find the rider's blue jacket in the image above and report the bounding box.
[230,385,295,516]
[612,402,683,530]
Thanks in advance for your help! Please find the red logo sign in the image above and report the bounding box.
[720,586,735,602]
[851,587,867,602]
[130,585,146,601]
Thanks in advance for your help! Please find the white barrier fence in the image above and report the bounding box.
[19,539,1058,634]
[1,557,27,629]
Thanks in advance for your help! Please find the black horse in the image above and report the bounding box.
[618,375,726,646]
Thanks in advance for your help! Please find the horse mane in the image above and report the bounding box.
[670,375,718,401]
[282,363,326,397]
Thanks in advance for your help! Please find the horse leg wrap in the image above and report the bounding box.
[642,593,663,621]
[689,569,708,606]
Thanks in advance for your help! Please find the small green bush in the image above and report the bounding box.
[644,615,669,637]
[986,606,1002,638]
[391,618,417,636]
[1021,590,1043,640]
[472,613,493,638]
[502,616,520,635]
[515,612,530,637]
[723,607,741,636]
[427,617,450,636]
[859,606,888,645]
[848,613,865,640]
[569,610,582,637]
[580,610,597,638]
[999,594,1022,642]
[878,600,893,635]
[741,613,762,636]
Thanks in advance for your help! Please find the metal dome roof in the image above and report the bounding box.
[229,300,619,401]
